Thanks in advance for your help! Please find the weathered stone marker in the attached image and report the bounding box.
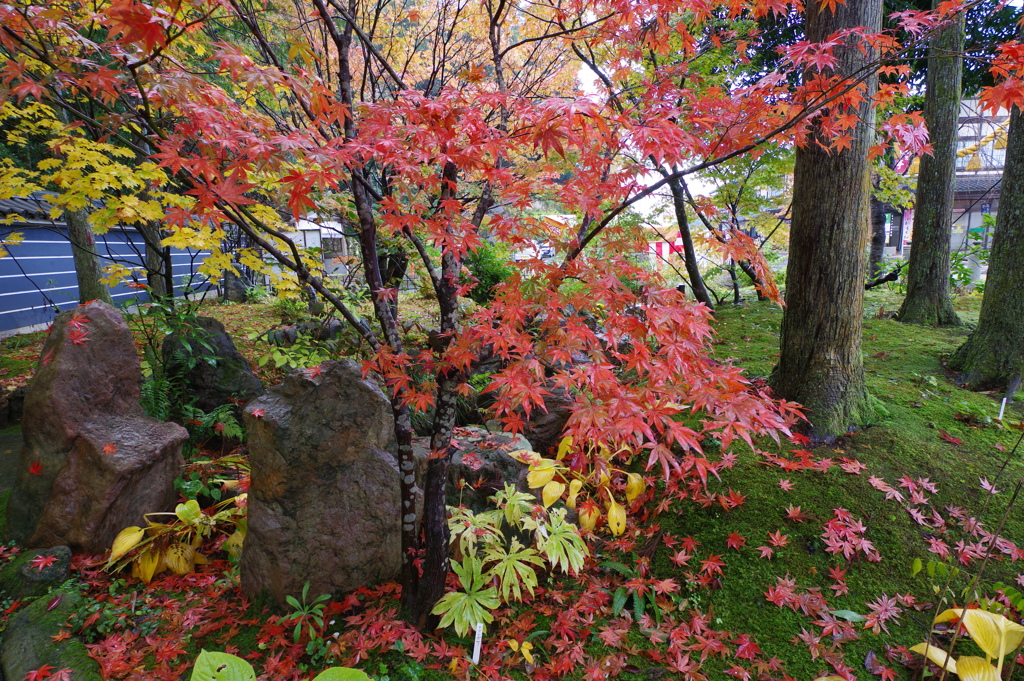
[240,360,403,606]
[4,301,188,553]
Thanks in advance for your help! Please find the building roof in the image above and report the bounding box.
[0,193,60,221]
[955,175,1001,197]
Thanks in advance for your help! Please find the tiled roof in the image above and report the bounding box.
[955,175,1001,196]
[0,193,59,220]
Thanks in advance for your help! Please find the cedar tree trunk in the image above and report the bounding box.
[897,3,964,326]
[65,209,113,305]
[770,0,881,439]
[868,194,886,279]
[947,103,1024,390]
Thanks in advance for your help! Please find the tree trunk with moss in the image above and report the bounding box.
[770,0,880,439]
[947,103,1024,390]
[65,209,113,305]
[897,3,964,326]
[868,194,886,279]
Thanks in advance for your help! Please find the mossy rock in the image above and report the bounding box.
[0,588,101,681]
[0,546,70,601]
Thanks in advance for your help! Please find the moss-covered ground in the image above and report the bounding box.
[2,288,1024,680]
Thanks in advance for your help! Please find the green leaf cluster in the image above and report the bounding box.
[431,484,588,636]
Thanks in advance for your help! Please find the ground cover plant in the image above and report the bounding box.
[2,288,1024,680]
[1,0,1023,679]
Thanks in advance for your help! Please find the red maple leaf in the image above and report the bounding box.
[24,664,55,681]
[67,328,90,345]
[29,461,43,475]
[41,348,55,366]
[785,505,813,522]
[102,443,117,456]
[938,430,962,446]
[250,408,266,419]
[306,364,323,378]
[768,530,789,547]
[838,458,866,474]
[67,313,90,331]
[50,630,72,643]
[29,554,59,572]
[726,532,746,551]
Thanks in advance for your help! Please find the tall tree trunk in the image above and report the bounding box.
[947,103,1024,390]
[770,0,881,440]
[139,221,170,298]
[868,194,887,279]
[65,209,113,305]
[897,3,964,326]
[738,259,768,301]
[666,176,714,308]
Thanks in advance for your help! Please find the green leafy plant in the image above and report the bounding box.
[190,649,371,681]
[600,559,665,623]
[175,453,249,504]
[282,582,332,644]
[463,242,514,305]
[245,284,273,303]
[950,217,991,294]
[70,578,163,642]
[432,483,587,636]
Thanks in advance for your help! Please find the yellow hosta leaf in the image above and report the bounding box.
[579,506,600,532]
[164,542,196,576]
[192,552,209,566]
[134,548,163,583]
[910,642,958,673]
[625,472,645,503]
[961,609,1024,660]
[506,449,542,465]
[526,460,557,489]
[955,656,999,681]
[175,499,202,525]
[566,479,583,509]
[223,530,245,559]
[542,481,566,508]
[520,641,534,664]
[934,607,970,623]
[556,436,573,460]
[109,526,145,564]
[607,499,626,536]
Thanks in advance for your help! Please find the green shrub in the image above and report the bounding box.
[464,243,514,305]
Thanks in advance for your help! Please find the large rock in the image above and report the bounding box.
[0,588,101,681]
[163,316,263,413]
[521,381,574,455]
[222,270,248,303]
[0,546,71,601]
[4,301,188,552]
[240,360,404,606]
[413,426,531,511]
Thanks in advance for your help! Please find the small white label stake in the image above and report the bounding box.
[471,622,483,665]
[1000,397,1007,422]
